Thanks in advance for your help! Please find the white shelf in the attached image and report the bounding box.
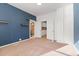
[0,21,8,24]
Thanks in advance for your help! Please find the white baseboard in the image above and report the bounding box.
[0,38,31,48]
[56,40,68,44]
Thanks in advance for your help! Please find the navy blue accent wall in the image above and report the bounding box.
[74,3,79,50]
[0,3,36,46]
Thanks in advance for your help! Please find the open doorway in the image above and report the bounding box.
[41,21,47,39]
[29,20,35,38]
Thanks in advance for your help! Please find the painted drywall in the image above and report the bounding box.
[35,4,74,44]
[55,7,64,43]
[0,3,36,46]
[55,4,74,44]
[35,20,41,37]
[63,4,74,44]
[35,12,55,40]
[74,3,79,52]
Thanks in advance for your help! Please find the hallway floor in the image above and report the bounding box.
[0,38,66,56]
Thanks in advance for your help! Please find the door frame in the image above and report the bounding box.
[29,19,35,38]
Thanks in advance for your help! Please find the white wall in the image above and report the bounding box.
[63,4,74,44]
[35,20,41,37]
[35,12,56,40]
[35,4,74,44]
[55,4,74,44]
[47,12,56,40]
[55,7,64,43]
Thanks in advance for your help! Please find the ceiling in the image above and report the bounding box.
[9,3,70,16]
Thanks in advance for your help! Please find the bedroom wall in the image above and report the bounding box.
[74,3,79,52]
[55,4,74,44]
[35,4,74,44]
[0,3,36,46]
[35,11,55,40]
[63,4,74,44]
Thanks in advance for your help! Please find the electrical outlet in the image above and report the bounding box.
[50,40,52,41]
[53,40,57,42]
[19,38,22,41]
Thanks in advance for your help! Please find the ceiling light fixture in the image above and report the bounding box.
[37,3,42,5]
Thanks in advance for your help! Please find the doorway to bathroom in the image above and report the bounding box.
[41,21,47,39]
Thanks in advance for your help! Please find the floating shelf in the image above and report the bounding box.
[0,21,8,24]
[20,24,28,27]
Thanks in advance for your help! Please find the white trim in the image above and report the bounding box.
[0,38,31,48]
[29,19,36,38]
[0,41,19,48]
